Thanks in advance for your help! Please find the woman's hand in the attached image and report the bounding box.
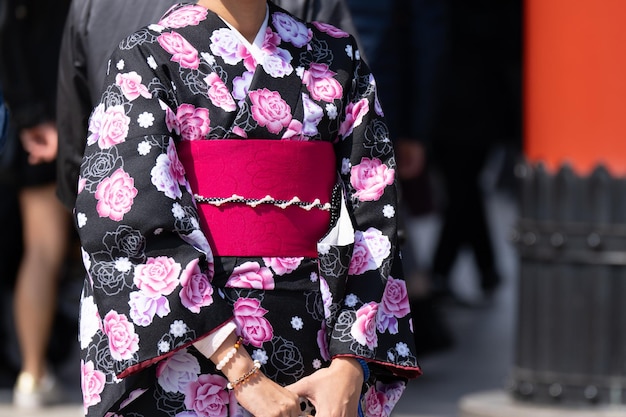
[234,372,302,417]
[286,357,364,417]
[195,333,302,417]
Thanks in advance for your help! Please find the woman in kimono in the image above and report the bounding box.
[75,1,421,417]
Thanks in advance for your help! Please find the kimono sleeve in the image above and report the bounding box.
[328,44,422,379]
[75,42,233,379]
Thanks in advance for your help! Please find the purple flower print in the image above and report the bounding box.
[349,227,391,275]
[210,28,243,65]
[128,290,171,326]
[301,93,323,136]
[156,350,201,393]
[232,71,254,102]
[272,12,312,47]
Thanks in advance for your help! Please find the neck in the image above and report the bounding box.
[198,0,267,42]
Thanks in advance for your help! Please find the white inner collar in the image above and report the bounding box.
[219,5,269,63]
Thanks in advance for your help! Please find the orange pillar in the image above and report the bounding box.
[524,0,626,176]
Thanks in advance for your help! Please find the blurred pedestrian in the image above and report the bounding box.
[429,0,521,302]
[347,0,454,353]
[0,0,73,408]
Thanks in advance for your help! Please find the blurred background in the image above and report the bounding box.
[1,0,625,416]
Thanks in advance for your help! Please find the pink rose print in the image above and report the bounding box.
[134,256,182,297]
[238,44,257,72]
[81,360,106,410]
[157,350,201,393]
[362,385,388,417]
[262,257,304,276]
[312,21,350,38]
[233,297,273,347]
[226,261,275,290]
[115,72,152,101]
[339,98,370,138]
[377,277,409,334]
[350,302,379,350]
[158,31,200,69]
[349,227,392,275]
[128,291,171,326]
[184,373,229,417]
[210,28,243,65]
[380,276,410,318]
[232,126,248,138]
[158,5,208,28]
[350,157,395,202]
[119,388,148,410]
[282,119,304,140]
[103,310,139,361]
[165,106,179,133]
[176,104,211,141]
[249,88,292,134]
[179,259,214,313]
[95,168,137,221]
[302,63,343,102]
[204,73,237,112]
[272,12,312,47]
[261,27,282,53]
[317,322,330,361]
[89,104,131,149]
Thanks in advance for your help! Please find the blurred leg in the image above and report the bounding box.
[14,183,69,382]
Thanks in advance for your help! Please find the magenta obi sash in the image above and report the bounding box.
[177,139,337,257]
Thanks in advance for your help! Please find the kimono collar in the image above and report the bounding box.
[219,5,269,64]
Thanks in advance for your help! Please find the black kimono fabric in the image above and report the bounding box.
[75,3,421,417]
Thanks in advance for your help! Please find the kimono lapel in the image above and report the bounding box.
[231,4,309,139]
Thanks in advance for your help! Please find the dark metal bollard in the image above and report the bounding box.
[509,162,626,406]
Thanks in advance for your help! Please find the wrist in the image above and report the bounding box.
[331,357,366,382]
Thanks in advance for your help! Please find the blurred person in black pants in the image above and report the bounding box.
[347,0,454,354]
[429,0,522,303]
[0,0,73,407]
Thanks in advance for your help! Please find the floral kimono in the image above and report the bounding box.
[75,2,421,417]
